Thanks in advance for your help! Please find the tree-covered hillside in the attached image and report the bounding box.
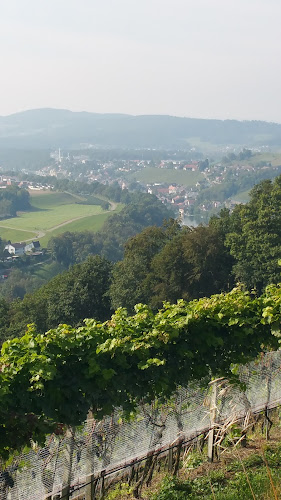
[1,108,281,148]
[2,174,281,343]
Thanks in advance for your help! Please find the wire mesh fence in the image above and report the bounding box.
[1,350,281,500]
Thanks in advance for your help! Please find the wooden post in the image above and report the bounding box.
[84,410,96,499]
[100,470,105,498]
[85,472,95,500]
[173,439,183,476]
[128,465,135,485]
[208,380,217,462]
[61,428,75,500]
[264,408,273,441]
[168,447,173,472]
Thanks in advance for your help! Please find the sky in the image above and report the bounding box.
[1,0,281,122]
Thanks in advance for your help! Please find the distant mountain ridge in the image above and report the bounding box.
[0,108,281,149]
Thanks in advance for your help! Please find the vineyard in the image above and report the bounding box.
[0,284,281,498]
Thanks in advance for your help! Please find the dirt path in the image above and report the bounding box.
[0,224,45,241]
[109,201,117,211]
[45,215,91,233]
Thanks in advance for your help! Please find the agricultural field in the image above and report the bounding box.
[0,191,118,247]
[232,189,250,203]
[0,227,36,243]
[252,152,281,166]
[124,166,203,187]
[231,152,281,168]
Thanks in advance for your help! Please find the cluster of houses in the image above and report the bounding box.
[4,240,41,257]
[147,183,200,216]
[0,241,42,281]
[0,175,52,191]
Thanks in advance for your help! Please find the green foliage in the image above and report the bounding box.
[48,194,172,266]
[184,450,205,469]
[110,222,234,312]
[150,460,280,499]
[0,298,11,345]
[110,223,178,312]
[0,186,30,219]
[150,476,192,499]
[264,443,281,467]
[213,175,281,291]
[0,269,44,301]
[0,284,279,456]
[7,255,113,337]
[243,454,264,468]
[106,482,134,499]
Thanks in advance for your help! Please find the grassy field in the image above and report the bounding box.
[39,212,115,247]
[0,191,120,246]
[232,152,281,168]
[252,152,281,166]
[232,189,250,203]
[0,226,36,242]
[0,204,104,232]
[125,167,203,186]
[29,191,83,208]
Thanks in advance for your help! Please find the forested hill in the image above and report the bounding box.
[2,175,281,344]
[1,108,281,148]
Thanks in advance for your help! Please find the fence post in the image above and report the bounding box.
[61,427,75,500]
[168,446,173,472]
[264,408,273,441]
[208,380,217,462]
[85,472,95,500]
[85,410,95,500]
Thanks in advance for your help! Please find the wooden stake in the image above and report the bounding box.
[85,472,95,500]
[61,428,75,500]
[168,447,173,472]
[208,381,217,462]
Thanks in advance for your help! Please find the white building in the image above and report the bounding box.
[4,243,26,255]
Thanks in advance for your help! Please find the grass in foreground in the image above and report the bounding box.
[105,415,281,499]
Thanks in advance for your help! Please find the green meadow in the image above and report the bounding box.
[38,212,116,247]
[0,227,36,243]
[0,191,119,247]
[232,189,250,203]
[125,166,203,187]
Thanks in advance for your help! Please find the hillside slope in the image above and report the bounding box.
[0,108,281,148]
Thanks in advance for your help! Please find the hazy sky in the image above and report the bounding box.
[1,0,281,122]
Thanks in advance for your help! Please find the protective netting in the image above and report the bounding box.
[1,351,281,499]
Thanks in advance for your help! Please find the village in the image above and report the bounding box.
[1,147,281,225]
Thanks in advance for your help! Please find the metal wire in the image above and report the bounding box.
[1,351,281,500]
